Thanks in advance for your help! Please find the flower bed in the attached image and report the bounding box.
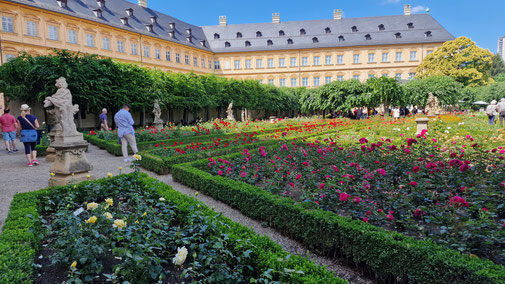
[0,173,344,283]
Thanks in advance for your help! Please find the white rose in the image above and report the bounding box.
[172,246,188,266]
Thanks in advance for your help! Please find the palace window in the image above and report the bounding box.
[325,55,332,64]
[395,73,402,79]
[407,22,414,29]
[86,34,95,47]
[365,34,371,40]
[287,38,293,44]
[214,60,220,69]
[184,55,189,64]
[256,31,262,37]
[268,79,274,85]
[395,52,402,61]
[408,72,416,79]
[143,46,149,57]
[245,59,251,68]
[102,37,111,50]
[291,78,297,87]
[410,51,417,60]
[395,32,402,39]
[353,54,360,64]
[353,74,360,80]
[68,30,77,44]
[302,57,308,66]
[337,55,343,64]
[325,27,331,34]
[236,32,242,38]
[279,30,285,36]
[176,53,180,63]
[245,41,251,47]
[26,21,38,37]
[313,56,320,65]
[312,37,319,43]
[338,35,345,42]
[225,41,231,47]
[302,77,308,86]
[256,59,263,68]
[267,40,273,46]
[165,51,171,61]
[279,58,285,67]
[155,49,161,59]
[313,77,320,86]
[267,58,274,67]
[48,25,59,40]
[425,31,432,37]
[131,43,138,55]
[368,53,375,63]
[279,78,286,87]
[234,60,240,69]
[300,29,306,35]
[351,26,358,32]
[193,57,198,66]
[378,24,385,31]
[214,33,220,39]
[325,76,332,84]
[1,16,14,33]
[337,75,343,81]
[290,57,297,66]
[382,52,389,62]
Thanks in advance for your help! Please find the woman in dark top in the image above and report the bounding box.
[17,104,40,167]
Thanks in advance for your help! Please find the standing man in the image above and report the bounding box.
[497,98,505,127]
[99,108,109,131]
[114,104,138,162]
[0,108,19,154]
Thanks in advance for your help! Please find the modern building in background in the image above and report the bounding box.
[498,36,505,63]
[0,0,454,87]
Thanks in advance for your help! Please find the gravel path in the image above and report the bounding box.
[0,143,372,283]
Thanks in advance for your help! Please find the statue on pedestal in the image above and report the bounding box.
[44,77,93,186]
[226,102,235,121]
[152,100,164,131]
[425,93,442,117]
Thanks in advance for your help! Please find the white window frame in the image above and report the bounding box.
[117,40,125,53]
[143,46,150,57]
[313,56,320,66]
[131,43,138,55]
[313,77,320,86]
[410,51,417,60]
[301,57,308,66]
[279,78,286,87]
[26,21,38,37]
[337,75,343,81]
[245,59,251,69]
[353,54,360,64]
[291,78,297,87]
[68,30,77,44]
[325,76,332,84]
[234,60,241,69]
[325,55,331,65]
[1,16,14,33]
[48,25,58,40]
[382,53,389,62]
[302,77,309,87]
[290,57,297,67]
[267,58,274,68]
[337,55,343,64]
[256,59,263,68]
[279,58,285,67]
[102,37,110,50]
[395,52,402,61]
[86,34,95,47]
[368,53,375,63]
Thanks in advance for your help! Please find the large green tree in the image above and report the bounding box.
[403,76,463,107]
[490,54,505,77]
[417,37,494,87]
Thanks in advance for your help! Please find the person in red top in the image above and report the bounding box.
[0,108,19,154]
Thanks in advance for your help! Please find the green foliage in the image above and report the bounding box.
[490,54,505,77]
[417,37,494,87]
[365,77,404,108]
[403,76,463,106]
[300,80,367,112]
[473,81,505,103]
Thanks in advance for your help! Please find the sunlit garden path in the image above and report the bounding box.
[0,143,371,283]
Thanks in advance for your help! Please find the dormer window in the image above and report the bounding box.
[200,40,206,47]
[424,31,432,37]
[225,41,231,47]
[256,31,262,37]
[279,30,285,36]
[186,36,192,43]
[395,32,402,39]
[150,16,157,24]
[300,29,306,35]
[351,26,358,32]
[214,33,220,39]
[267,40,273,46]
[120,17,128,25]
[245,41,251,47]
[378,24,385,31]
[168,31,175,38]
[93,9,102,18]
[407,22,414,29]
[312,37,319,43]
[287,38,293,44]
[146,24,153,32]
[56,0,67,8]
[325,27,331,34]
[338,35,345,42]
[125,8,133,17]
[168,22,175,29]
[236,32,242,38]
[186,28,192,35]
[97,0,105,8]
[365,34,371,40]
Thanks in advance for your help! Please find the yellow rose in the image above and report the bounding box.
[86,202,99,210]
[135,220,139,224]
[159,197,165,202]
[86,175,91,179]
[71,261,77,268]
[105,198,113,207]
[172,246,188,266]
[143,212,147,217]
[85,216,97,224]
[104,212,113,219]
[113,219,126,229]
[107,173,113,178]
[133,154,142,161]
[50,173,55,177]
[195,192,199,197]
[119,166,123,171]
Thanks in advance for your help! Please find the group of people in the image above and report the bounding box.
[0,104,40,166]
[485,98,505,126]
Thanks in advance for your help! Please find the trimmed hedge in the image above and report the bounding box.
[171,158,505,284]
[0,173,346,284]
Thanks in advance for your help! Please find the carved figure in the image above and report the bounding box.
[152,100,164,124]
[43,77,80,137]
[226,102,235,120]
[425,93,442,116]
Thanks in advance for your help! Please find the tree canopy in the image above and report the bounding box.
[402,76,463,107]
[417,37,494,87]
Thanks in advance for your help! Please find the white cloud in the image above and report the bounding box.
[411,5,427,13]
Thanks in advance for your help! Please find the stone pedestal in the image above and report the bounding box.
[269,116,277,123]
[415,117,430,134]
[48,137,94,186]
[45,131,56,162]
[153,121,164,131]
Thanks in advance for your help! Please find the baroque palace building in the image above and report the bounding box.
[0,0,454,87]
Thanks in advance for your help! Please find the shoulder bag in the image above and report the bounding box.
[20,116,38,143]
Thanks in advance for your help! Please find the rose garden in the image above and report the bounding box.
[1,43,505,283]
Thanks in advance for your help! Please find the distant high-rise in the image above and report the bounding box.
[499,36,505,62]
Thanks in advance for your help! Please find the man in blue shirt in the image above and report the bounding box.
[114,104,138,162]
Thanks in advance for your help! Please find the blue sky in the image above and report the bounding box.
[137,0,505,53]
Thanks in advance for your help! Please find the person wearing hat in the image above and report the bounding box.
[497,98,505,127]
[0,108,19,154]
[17,104,40,167]
[485,100,498,125]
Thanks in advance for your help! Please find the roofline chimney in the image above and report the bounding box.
[219,16,227,26]
[138,0,147,8]
[404,4,411,16]
[333,9,342,20]
[272,12,280,24]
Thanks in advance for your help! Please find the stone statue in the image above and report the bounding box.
[226,102,235,121]
[425,93,442,117]
[43,77,80,138]
[152,100,164,124]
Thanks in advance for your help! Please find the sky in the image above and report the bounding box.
[133,0,505,53]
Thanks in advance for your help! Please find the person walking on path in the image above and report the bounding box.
[0,108,19,154]
[17,104,40,167]
[99,108,109,131]
[486,100,498,125]
[497,98,505,127]
[114,104,138,162]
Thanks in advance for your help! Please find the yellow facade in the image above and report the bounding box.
[1,1,444,85]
